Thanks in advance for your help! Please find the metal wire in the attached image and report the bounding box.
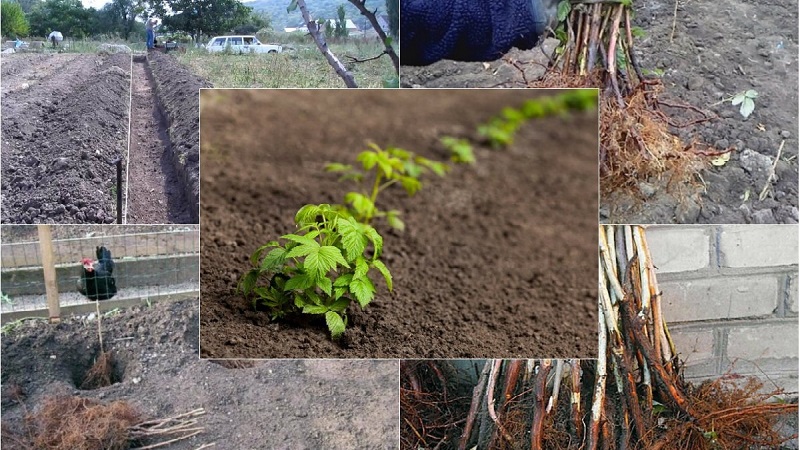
[1,225,199,314]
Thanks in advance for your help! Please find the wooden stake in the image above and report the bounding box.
[37,225,60,323]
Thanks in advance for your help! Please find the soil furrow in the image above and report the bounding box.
[125,57,192,224]
[1,53,131,224]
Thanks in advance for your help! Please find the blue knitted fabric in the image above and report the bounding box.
[401,0,545,66]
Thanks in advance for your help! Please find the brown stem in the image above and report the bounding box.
[620,293,697,418]
[487,360,514,446]
[530,359,553,450]
[458,360,491,450]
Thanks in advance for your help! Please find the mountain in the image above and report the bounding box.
[244,0,387,31]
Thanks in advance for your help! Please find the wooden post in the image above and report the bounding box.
[37,225,60,323]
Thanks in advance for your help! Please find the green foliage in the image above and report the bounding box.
[385,0,398,36]
[238,204,392,339]
[325,142,449,229]
[1,1,30,37]
[154,0,252,40]
[478,90,599,148]
[732,89,758,119]
[556,0,571,22]
[440,137,475,164]
[334,4,347,38]
[27,0,93,38]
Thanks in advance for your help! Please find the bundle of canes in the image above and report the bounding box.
[597,225,797,449]
[535,1,719,196]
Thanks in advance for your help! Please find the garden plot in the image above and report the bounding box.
[1,53,131,224]
[199,89,598,359]
[0,51,204,224]
[1,299,399,449]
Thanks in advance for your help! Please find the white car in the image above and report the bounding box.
[205,35,282,54]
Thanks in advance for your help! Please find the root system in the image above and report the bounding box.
[400,227,798,449]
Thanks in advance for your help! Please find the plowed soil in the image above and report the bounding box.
[199,89,599,359]
[1,299,399,449]
[1,53,131,224]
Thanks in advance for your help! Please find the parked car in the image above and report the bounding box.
[205,35,282,54]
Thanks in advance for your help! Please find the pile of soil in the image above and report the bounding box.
[1,53,132,224]
[400,0,798,224]
[1,299,399,449]
[199,89,598,358]
[146,52,212,223]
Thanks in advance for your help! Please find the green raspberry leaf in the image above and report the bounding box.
[350,276,375,307]
[286,242,319,259]
[386,210,405,231]
[371,260,392,291]
[354,256,369,280]
[238,268,260,295]
[317,276,332,296]
[325,311,346,340]
[364,225,383,259]
[303,304,329,315]
[285,273,314,291]
[333,273,354,287]
[295,204,321,225]
[338,217,368,261]
[260,247,288,271]
[329,297,351,312]
[282,233,318,247]
[344,192,376,219]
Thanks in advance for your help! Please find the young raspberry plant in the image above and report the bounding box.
[325,142,449,231]
[478,90,598,148]
[238,203,392,340]
[440,136,476,164]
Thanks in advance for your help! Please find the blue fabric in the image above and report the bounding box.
[401,0,547,66]
[146,29,155,49]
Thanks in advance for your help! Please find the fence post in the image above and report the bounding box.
[37,225,60,323]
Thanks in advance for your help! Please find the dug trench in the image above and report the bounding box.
[0,299,399,449]
[199,89,599,359]
[125,55,194,224]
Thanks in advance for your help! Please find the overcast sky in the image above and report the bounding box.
[83,0,110,8]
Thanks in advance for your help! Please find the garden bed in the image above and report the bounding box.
[199,89,598,358]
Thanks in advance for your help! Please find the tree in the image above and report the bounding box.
[103,0,145,40]
[27,0,92,37]
[232,10,271,35]
[153,0,251,42]
[1,0,31,37]
[15,0,40,13]
[384,0,397,36]
[334,4,347,38]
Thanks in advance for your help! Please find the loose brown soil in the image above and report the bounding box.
[401,0,799,224]
[1,299,399,449]
[199,89,598,359]
[126,56,193,224]
[1,53,131,224]
[147,52,211,223]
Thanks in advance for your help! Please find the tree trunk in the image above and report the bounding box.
[296,0,358,88]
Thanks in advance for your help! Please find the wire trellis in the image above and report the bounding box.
[1,225,199,316]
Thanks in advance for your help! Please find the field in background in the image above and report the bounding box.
[176,38,396,88]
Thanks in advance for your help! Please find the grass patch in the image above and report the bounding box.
[176,39,395,88]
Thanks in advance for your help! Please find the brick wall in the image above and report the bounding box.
[646,225,799,392]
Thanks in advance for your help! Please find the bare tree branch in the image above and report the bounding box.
[346,0,399,72]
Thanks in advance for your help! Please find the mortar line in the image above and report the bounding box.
[124,52,134,224]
